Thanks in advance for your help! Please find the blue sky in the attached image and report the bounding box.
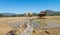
[0,0,60,14]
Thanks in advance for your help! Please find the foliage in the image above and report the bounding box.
[0,10,60,17]
[0,14,3,17]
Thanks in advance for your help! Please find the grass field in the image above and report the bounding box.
[0,16,60,35]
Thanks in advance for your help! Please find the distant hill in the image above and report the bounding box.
[41,10,60,16]
[0,10,60,17]
[0,13,16,17]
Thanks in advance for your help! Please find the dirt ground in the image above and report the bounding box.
[0,16,60,35]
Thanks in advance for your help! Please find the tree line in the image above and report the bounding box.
[0,13,38,17]
[0,10,60,17]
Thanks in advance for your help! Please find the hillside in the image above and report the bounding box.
[0,10,60,17]
[42,10,60,16]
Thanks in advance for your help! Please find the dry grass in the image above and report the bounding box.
[32,16,60,35]
[0,16,60,35]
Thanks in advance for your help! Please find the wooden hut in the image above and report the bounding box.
[39,11,47,17]
[25,12,28,17]
[29,12,33,17]
[25,12,33,17]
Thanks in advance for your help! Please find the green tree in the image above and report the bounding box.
[11,15,17,17]
[0,14,3,17]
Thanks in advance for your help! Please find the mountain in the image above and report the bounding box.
[41,10,60,16]
[0,13,16,17]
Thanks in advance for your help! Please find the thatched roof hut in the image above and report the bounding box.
[25,12,33,17]
[39,11,47,17]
